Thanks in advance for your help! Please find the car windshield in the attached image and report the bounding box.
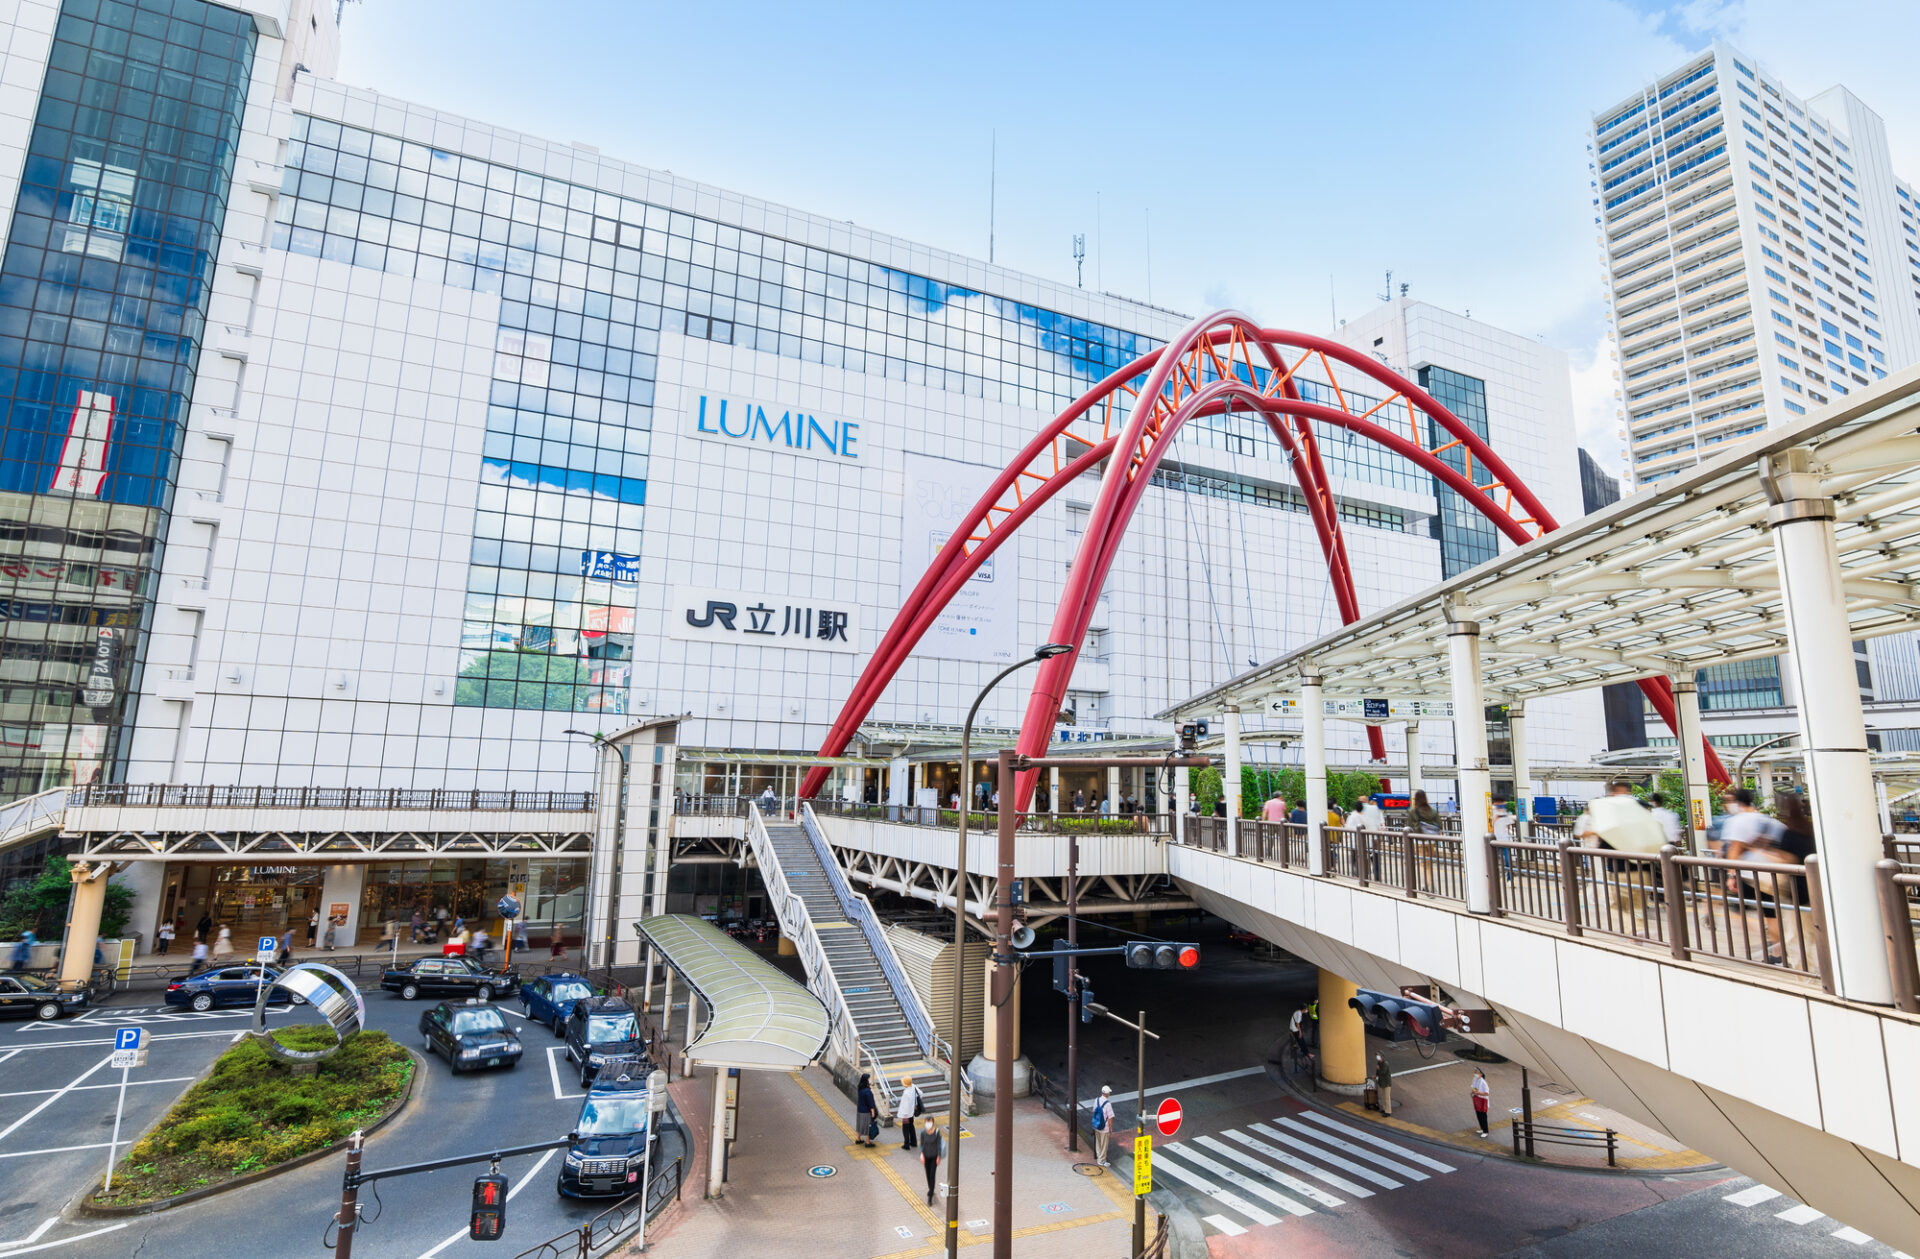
[552,982,592,1001]
[576,1094,650,1136]
[586,1015,637,1043]
[15,975,50,992]
[452,1009,507,1034]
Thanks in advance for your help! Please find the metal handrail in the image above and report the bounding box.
[69,783,593,812]
[0,787,71,854]
[744,804,863,1073]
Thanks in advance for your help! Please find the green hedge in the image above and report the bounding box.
[93,1027,411,1206]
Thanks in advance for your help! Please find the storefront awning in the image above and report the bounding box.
[635,915,829,1071]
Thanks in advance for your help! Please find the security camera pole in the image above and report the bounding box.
[989,749,1208,1259]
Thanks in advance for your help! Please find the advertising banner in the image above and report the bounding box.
[898,453,1018,663]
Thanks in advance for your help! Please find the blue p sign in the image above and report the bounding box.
[258,937,277,955]
[115,1028,143,1051]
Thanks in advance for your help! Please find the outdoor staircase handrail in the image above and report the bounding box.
[744,803,865,1080]
[0,787,75,855]
[802,804,972,1114]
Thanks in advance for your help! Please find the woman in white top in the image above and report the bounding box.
[1470,1068,1491,1137]
[211,924,232,959]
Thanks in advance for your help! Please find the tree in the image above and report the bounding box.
[0,855,134,940]
[1191,766,1223,816]
[454,650,592,711]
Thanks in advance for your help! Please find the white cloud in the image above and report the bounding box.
[1568,330,1629,483]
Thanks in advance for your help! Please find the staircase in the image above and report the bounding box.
[758,814,951,1118]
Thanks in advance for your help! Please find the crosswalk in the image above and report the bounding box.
[1153,1110,1454,1237]
[1721,1182,1900,1251]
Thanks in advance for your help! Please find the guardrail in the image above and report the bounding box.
[744,803,864,1079]
[1512,1118,1619,1166]
[809,799,1169,834]
[71,784,592,812]
[508,1132,686,1258]
[673,794,749,817]
[1876,860,1920,1013]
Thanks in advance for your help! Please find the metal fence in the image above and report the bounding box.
[73,783,592,812]
[508,1145,685,1259]
[809,799,1170,835]
[673,794,749,817]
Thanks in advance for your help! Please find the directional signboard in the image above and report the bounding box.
[1265,694,1454,724]
[1155,1097,1182,1138]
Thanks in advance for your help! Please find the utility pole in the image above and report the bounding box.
[1064,831,1080,1152]
[334,1130,363,1259]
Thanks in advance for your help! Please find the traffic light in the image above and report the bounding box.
[1124,942,1200,970]
[470,1172,509,1241]
[1347,989,1444,1043]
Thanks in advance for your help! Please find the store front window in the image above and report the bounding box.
[357,858,585,945]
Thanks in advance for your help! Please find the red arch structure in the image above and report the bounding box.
[798,309,1729,805]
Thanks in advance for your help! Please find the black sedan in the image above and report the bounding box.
[0,974,88,1021]
[165,964,304,1012]
[381,956,518,1002]
[563,996,648,1089]
[418,1001,522,1074]
[558,1075,656,1198]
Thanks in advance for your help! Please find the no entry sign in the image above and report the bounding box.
[1155,1097,1182,1137]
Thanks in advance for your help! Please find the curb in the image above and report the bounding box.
[78,1043,421,1217]
[1272,1058,1726,1178]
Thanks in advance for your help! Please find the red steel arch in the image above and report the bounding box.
[798,310,1727,802]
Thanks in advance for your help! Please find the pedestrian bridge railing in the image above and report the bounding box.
[1170,823,1842,991]
[809,799,1171,835]
[72,783,593,812]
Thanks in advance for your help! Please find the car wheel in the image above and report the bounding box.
[34,1001,59,1021]
[191,993,213,1013]
[552,1014,564,1038]
[289,994,306,1006]
[475,985,492,1003]
[400,983,420,1000]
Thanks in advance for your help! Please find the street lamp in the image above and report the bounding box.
[565,729,629,981]
[944,642,1071,1259]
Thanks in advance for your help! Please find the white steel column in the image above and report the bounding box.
[1224,703,1243,856]
[1508,701,1530,839]
[1106,765,1122,816]
[1877,779,1894,836]
[1447,623,1493,914]
[1765,449,1892,1004]
[1405,722,1423,799]
[1174,765,1191,845]
[1673,673,1712,852]
[1303,675,1327,876]
[1049,766,1061,817]
[1757,760,1775,798]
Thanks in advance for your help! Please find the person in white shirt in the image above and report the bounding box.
[1646,792,1685,850]
[1353,798,1386,831]
[1572,781,1666,854]
[897,1076,923,1150]
[1090,1085,1116,1166]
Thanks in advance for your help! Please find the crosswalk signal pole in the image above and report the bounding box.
[1133,1008,1147,1259]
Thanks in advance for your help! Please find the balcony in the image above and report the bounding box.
[215,326,249,361]
[154,667,195,702]
[173,577,210,610]
[228,241,265,277]
[242,160,282,196]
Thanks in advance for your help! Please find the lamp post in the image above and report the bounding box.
[566,729,629,985]
[944,643,1071,1259]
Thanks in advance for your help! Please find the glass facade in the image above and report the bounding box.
[1417,365,1500,578]
[272,115,1183,714]
[0,0,254,798]
[1697,657,1784,710]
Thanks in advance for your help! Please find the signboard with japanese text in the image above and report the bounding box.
[668,586,859,654]
[1133,1134,1152,1195]
[1264,694,1454,722]
[80,628,118,708]
[579,551,640,583]
[899,453,1019,664]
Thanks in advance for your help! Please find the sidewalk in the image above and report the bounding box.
[640,1058,1138,1257]
[1295,1038,1716,1172]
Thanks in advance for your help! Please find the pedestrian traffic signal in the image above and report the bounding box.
[1124,942,1200,970]
[1348,989,1444,1043]
[470,1172,509,1241]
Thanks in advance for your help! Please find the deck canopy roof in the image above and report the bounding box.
[1164,366,1920,717]
[634,915,829,1071]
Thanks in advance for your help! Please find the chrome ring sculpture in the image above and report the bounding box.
[249,961,367,1062]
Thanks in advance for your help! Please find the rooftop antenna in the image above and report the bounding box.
[1399,282,1409,298]
[1072,234,1085,288]
[1376,269,1393,303]
[988,129,996,265]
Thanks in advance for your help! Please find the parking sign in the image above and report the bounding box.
[257,936,278,963]
[114,1028,144,1052]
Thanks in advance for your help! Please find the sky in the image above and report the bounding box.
[331,0,1920,471]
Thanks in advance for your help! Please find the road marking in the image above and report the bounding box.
[1832,1226,1873,1244]
[0,1053,112,1145]
[1776,1204,1824,1225]
[0,1142,114,1159]
[1724,1184,1783,1207]
[0,1050,19,1068]
[0,1222,128,1254]
[415,1148,556,1259]
[545,1046,583,1099]
[1202,1214,1246,1236]
[1196,1134,1345,1208]
[2,1029,259,1052]
[0,1076,195,1100]
[1391,1059,1464,1078]
[1298,1112,1456,1173]
[1221,1128,1373,1198]
[1160,1142,1314,1217]
[0,1217,54,1248]
[1250,1123,1404,1190]
[1147,1152,1283,1227]
[1076,1066,1264,1111]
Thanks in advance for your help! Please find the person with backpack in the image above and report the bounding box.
[1091,1084,1116,1166]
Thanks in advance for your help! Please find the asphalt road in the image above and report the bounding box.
[0,975,685,1258]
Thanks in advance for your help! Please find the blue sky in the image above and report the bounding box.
[334,1,1920,460]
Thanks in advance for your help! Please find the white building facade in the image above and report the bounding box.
[0,0,1602,821]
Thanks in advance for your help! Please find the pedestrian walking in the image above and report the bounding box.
[322,917,337,950]
[855,1073,877,1148]
[1073,788,1086,815]
[195,912,213,943]
[212,924,232,960]
[1471,1068,1491,1137]
[306,910,320,948]
[1374,1054,1393,1117]
[1091,1084,1115,1166]
[1409,790,1440,834]
[897,1075,923,1150]
[1288,1006,1307,1057]
[470,927,490,965]
[277,928,294,967]
[187,938,210,976]
[1263,794,1290,824]
[156,919,175,955]
[920,1117,943,1205]
[550,934,568,964]
[10,931,35,972]
[1646,792,1685,849]
[410,908,425,943]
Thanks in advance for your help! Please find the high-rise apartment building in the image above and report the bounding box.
[1591,44,1918,488]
